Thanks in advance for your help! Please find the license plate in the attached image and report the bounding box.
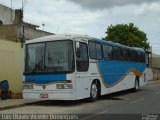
[39,94,48,98]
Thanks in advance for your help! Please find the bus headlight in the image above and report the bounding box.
[56,84,73,89]
[64,84,73,89]
[56,80,73,89]
[23,84,33,89]
[56,84,64,89]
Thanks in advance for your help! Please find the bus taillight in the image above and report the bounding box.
[66,80,72,83]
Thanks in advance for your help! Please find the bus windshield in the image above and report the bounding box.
[25,40,74,74]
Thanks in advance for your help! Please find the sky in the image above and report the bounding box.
[0,0,160,54]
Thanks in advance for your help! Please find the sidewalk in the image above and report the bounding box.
[0,99,40,111]
[148,79,160,84]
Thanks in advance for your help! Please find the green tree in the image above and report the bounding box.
[102,23,150,50]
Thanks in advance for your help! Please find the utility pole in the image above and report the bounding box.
[151,46,152,67]
[21,0,25,48]
[10,0,12,22]
[22,0,24,11]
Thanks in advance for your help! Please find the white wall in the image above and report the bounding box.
[0,4,15,24]
[146,68,153,81]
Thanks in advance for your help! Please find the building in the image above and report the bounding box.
[0,4,54,42]
[150,53,160,80]
[0,4,15,25]
[0,4,54,98]
[0,38,23,97]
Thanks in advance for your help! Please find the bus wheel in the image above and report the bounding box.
[89,81,98,102]
[133,77,139,91]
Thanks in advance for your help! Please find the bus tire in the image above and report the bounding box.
[133,77,139,92]
[89,81,98,102]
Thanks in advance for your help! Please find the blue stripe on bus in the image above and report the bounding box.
[24,74,66,84]
[97,60,146,85]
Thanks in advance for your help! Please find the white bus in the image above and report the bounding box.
[23,34,148,101]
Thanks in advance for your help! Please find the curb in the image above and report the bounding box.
[0,101,41,111]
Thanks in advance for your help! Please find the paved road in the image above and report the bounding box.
[0,81,160,120]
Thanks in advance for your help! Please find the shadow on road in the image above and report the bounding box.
[100,89,143,100]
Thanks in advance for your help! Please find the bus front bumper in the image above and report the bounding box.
[22,90,76,100]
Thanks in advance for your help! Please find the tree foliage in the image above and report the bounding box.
[102,23,150,50]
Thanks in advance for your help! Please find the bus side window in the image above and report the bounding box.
[89,41,96,59]
[113,46,118,60]
[130,50,134,62]
[96,43,102,59]
[134,51,138,62]
[117,47,123,61]
[103,45,109,60]
[127,50,131,62]
[123,49,127,61]
[109,46,114,60]
[76,42,89,72]
[124,49,131,62]
[137,52,141,62]
[89,41,102,60]
[103,44,114,60]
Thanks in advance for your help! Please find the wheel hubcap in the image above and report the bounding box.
[91,84,97,98]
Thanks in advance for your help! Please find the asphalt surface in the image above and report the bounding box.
[0,81,160,120]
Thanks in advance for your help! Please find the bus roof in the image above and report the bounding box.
[25,34,92,44]
[26,34,145,53]
[92,38,145,52]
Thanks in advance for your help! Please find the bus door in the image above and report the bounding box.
[75,41,90,99]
